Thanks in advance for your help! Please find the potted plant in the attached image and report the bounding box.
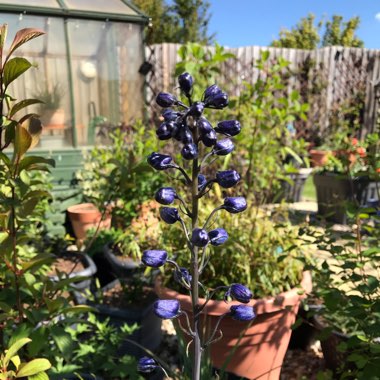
[135,73,312,380]
[313,132,379,224]
[306,209,380,378]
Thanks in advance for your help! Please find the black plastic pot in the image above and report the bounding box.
[278,168,313,203]
[91,279,162,358]
[103,243,140,279]
[288,304,322,350]
[49,251,97,304]
[313,315,349,372]
[313,173,379,224]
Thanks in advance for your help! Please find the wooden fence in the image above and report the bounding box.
[145,43,380,139]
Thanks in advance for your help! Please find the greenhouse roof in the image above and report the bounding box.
[0,0,148,24]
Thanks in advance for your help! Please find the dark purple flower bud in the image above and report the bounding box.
[147,152,173,170]
[229,305,256,321]
[181,143,198,160]
[178,72,193,94]
[191,228,209,247]
[216,170,241,188]
[160,207,180,224]
[207,92,229,108]
[155,187,177,205]
[179,127,194,144]
[203,84,222,102]
[198,174,207,191]
[208,228,228,246]
[188,101,204,117]
[156,92,177,108]
[213,138,235,156]
[197,117,213,133]
[156,121,173,140]
[161,109,179,122]
[227,284,253,304]
[138,357,158,373]
[201,129,217,147]
[174,267,192,286]
[154,299,181,319]
[142,250,168,268]
[215,120,241,137]
[223,197,247,214]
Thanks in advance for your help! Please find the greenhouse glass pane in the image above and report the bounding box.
[0,0,60,8]
[67,19,144,146]
[3,14,73,149]
[64,0,137,15]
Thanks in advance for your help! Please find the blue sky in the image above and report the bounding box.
[208,0,380,49]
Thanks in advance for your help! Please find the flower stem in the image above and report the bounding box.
[190,126,201,380]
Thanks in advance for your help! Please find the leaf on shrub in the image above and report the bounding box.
[7,28,45,59]
[13,124,32,162]
[22,254,54,272]
[3,338,31,367]
[9,99,43,117]
[16,358,51,377]
[3,57,32,88]
[28,372,49,380]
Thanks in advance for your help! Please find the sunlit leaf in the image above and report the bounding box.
[3,57,32,88]
[7,28,45,59]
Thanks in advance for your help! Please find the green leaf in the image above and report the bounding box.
[19,156,55,172]
[28,372,49,380]
[61,305,96,315]
[4,338,31,367]
[22,254,54,272]
[16,358,51,377]
[10,355,21,370]
[3,57,32,88]
[9,99,43,117]
[13,124,32,161]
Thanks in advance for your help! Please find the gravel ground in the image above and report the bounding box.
[157,320,326,380]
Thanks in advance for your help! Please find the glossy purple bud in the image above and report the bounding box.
[201,129,217,147]
[216,170,241,188]
[223,197,247,214]
[203,84,222,102]
[188,101,204,117]
[198,174,207,191]
[155,187,177,205]
[147,152,173,170]
[197,118,213,133]
[213,138,234,156]
[178,72,193,94]
[229,305,256,321]
[159,207,180,224]
[179,127,193,144]
[191,228,209,247]
[208,228,228,246]
[156,121,173,140]
[154,299,181,319]
[228,284,253,304]
[174,267,192,286]
[207,92,229,108]
[138,357,158,373]
[215,120,241,137]
[161,109,179,122]
[142,250,168,268]
[156,92,177,108]
[181,143,198,160]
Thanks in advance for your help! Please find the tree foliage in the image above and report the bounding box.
[271,13,364,49]
[133,0,213,44]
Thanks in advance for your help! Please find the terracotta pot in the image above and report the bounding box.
[41,108,65,127]
[67,203,111,240]
[309,149,331,167]
[156,271,312,380]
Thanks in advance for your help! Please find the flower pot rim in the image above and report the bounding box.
[103,243,141,269]
[67,202,101,214]
[156,270,312,316]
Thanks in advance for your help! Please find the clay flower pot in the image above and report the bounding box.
[67,203,111,240]
[310,149,331,167]
[156,271,312,380]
